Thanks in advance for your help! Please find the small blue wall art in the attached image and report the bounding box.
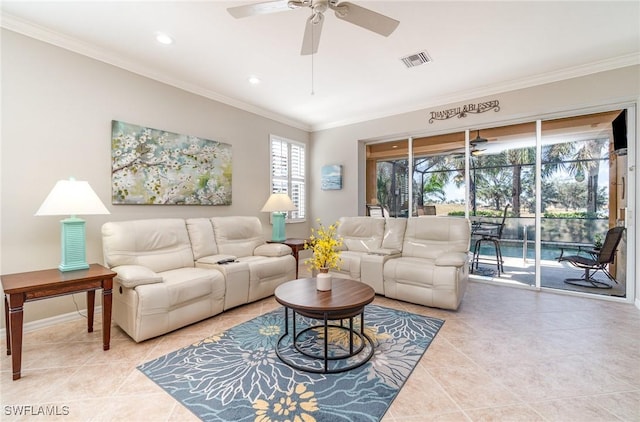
[321,164,343,190]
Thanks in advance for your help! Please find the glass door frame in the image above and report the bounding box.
[365,105,636,302]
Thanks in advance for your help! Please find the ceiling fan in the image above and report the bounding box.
[449,131,489,158]
[227,0,400,55]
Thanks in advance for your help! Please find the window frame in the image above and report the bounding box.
[269,134,306,223]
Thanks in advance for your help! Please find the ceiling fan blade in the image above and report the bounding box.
[301,13,324,55]
[227,0,293,19]
[330,1,399,36]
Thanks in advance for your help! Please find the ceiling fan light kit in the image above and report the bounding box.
[228,0,399,55]
[471,130,488,145]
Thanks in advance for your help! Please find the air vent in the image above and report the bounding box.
[401,51,432,68]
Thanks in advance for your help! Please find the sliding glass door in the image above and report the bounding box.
[411,132,465,217]
[466,123,537,285]
[365,107,632,299]
[539,110,628,297]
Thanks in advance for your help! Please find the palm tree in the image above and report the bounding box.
[413,155,452,209]
[542,139,608,214]
[506,147,535,217]
[474,153,511,211]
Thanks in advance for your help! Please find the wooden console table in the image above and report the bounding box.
[1,264,116,380]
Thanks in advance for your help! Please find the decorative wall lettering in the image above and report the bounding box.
[429,100,501,124]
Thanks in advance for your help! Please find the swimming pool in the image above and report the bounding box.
[473,240,587,261]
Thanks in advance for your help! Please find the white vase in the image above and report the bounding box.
[316,272,332,291]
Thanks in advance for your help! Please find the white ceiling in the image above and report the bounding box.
[2,1,639,131]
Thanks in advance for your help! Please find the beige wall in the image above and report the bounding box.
[310,66,640,306]
[2,29,638,329]
[0,29,311,324]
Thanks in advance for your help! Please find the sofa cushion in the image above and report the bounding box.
[186,218,219,260]
[210,216,264,257]
[382,218,407,251]
[102,219,195,273]
[338,217,385,252]
[384,257,437,286]
[159,267,225,307]
[402,217,470,259]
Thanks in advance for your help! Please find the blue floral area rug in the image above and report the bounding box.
[138,305,444,422]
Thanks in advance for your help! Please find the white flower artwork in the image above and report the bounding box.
[111,120,232,205]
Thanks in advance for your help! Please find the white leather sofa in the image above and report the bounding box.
[330,216,470,310]
[102,217,295,342]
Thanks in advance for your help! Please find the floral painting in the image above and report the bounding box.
[111,120,232,205]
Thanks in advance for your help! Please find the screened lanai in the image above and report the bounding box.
[365,109,630,299]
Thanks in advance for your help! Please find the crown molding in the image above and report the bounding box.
[311,53,640,131]
[3,13,637,133]
[0,13,312,132]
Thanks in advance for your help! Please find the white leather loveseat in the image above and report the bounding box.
[330,216,470,310]
[102,217,295,342]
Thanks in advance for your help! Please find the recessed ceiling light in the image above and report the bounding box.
[248,76,261,85]
[155,32,174,45]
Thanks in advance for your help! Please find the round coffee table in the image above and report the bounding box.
[274,277,375,374]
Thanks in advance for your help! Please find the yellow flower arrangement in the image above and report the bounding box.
[304,219,343,272]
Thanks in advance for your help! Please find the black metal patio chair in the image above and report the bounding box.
[558,226,625,289]
[471,204,510,277]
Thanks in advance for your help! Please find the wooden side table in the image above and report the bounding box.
[268,238,308,278]
[1,263,116,380]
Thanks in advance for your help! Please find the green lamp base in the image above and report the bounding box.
[59,216,89,272]
[271,212,287,242]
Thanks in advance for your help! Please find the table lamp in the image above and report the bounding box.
[261,193,297,242]
[35,178,110,272]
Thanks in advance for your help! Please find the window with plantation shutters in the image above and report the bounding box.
[269,135,306,221]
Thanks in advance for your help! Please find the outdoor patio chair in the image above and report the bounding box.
[471,204,510,276]
[559,226,625,289]
[366,204,387,217]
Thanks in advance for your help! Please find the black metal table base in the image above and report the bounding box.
[275,307,374,374]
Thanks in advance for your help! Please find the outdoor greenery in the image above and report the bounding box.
[376,137,610,220]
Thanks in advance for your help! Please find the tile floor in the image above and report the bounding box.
[1,280,639,421]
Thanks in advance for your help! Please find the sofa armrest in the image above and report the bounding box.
[112,265,163,288]
[434,252,468,267]
[368,248,401,256]
[254,243,292,257]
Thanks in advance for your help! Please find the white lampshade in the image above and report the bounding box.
[35,178,109,272]
[260,193,297,213]
[36,179,110,216]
